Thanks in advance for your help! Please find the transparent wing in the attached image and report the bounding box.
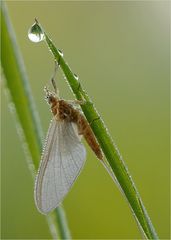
[34,118,86,214]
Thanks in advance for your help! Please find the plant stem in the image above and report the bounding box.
[1,3,71,239]
[42,32,159,239]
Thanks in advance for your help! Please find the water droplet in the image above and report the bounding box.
[58,49,64,57]
[62,73,67,80]
[28,19,45,43]
[74,73,79,80]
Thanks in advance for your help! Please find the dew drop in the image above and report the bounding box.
[74,73,79,80]
[28,19,45,43]
[58,49,64,57]
[62,73,67,80]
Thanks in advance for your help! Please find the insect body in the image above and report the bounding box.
[34,88,103,214]
[49,92,103,160]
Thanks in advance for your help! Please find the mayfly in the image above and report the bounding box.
[34,63,103,214]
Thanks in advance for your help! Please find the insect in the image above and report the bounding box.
[34,65,103,214]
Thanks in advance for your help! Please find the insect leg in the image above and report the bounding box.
[89,116,100,126]
[67,100,86,106]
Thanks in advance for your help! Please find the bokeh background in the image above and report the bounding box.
[2,1,170,239]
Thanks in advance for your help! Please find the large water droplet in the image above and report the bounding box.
[28,19,45,43]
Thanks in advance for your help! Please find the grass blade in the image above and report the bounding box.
[1,3,71,239]
[32,22,159,239]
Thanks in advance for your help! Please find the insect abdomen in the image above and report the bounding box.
[77,115,103,160]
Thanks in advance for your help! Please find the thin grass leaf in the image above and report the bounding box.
[31,21,159,239]
[1,3,71,239]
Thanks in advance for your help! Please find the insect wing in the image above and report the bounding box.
[34,118,86,214]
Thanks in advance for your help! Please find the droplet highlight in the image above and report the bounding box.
[74,73,79,80]
[58,49,64,57]
[28,20,45,43]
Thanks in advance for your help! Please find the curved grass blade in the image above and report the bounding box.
[32,21,159,239]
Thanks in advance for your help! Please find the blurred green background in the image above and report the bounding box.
[2,1,170,239]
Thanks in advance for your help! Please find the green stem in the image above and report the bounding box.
[1,2,71,239]
[43,32,159,239]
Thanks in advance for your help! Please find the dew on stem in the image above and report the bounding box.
[58,49,64,57]
[74,73,79,80]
